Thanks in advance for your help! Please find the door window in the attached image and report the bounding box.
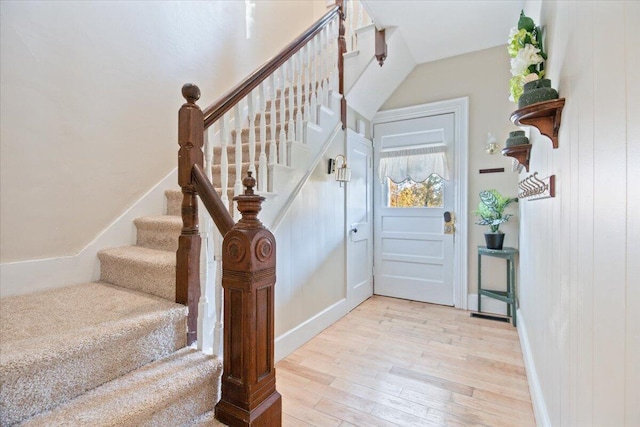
[385,175,443,208]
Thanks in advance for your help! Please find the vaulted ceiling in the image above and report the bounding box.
[362,0,525,64]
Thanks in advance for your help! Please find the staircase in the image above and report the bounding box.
[0,1,379,425]
[0,188,225,426]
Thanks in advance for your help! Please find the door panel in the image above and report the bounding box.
[373,114,455,305]
[347,130,373,311]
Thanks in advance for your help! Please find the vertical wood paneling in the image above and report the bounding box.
[624,2,640,425]
[575,4,595,426]
[592,3,626,425]
[520,2,635,426]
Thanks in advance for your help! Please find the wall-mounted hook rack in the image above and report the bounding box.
[518,172,555,200]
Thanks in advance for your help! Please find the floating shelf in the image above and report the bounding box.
[501,144,531,172]
[510,98,565,148]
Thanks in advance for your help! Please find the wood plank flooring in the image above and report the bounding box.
[275,295,535,427]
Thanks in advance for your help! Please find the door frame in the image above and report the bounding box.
[372,97,469,309]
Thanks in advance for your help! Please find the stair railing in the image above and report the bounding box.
[177,2,347,425]
[346,0,373,52]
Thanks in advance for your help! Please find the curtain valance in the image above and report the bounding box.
[378,145,449,182]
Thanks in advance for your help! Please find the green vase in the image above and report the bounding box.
[518,78,559,109]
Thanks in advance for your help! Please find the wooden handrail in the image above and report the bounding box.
[191,164,234,236]
[202,4,342,129]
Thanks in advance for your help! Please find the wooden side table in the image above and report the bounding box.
[477,246,518,326]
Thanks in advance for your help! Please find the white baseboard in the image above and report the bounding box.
[0,169,178,298]
[517,309,552,427]
[275,298,348,362]
[466,293,509,315]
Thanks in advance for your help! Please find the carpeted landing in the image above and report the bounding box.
[0,189,223,426]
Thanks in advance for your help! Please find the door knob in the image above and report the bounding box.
[443,211,455,234]
[351,227,358,233]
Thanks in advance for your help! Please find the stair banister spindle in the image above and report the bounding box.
[295,51,304,143]
[268,74,277,166]
[287,57,295,146]
[212,229,223,358]
[233,103,243,221]
[310,35,318,124]
[322,26,330,106]
[338,0,347,129]
[247,90,257,179]
[278,65,287,165]
[258,82,268,192]
[220,113,230,212]
[317,28,324,106]
[347,0,354,51]
[303,43,311,124]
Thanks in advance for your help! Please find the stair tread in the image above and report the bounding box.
[99,245,176,263]
[134,215,182,228]
[20,348,221,427]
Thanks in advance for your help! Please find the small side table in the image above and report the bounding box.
[478,246,518,326]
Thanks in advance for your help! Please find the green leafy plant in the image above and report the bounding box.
[508,10,547,103]
[474,190,518,233]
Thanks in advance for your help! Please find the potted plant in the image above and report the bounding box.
[474,190,518,250]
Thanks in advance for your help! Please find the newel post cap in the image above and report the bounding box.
[182,83,201,104]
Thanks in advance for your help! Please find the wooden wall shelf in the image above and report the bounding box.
[510,98,565,148]
[501,144,531,172]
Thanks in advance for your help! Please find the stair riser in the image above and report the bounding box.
[136,225,181,252]
[99,254,175,301]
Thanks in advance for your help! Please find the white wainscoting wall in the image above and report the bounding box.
[518,1,638,426]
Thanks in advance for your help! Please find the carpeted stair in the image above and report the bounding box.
[0,189,223,426]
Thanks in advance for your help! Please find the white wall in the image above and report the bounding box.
[380,46,520,298]
[518,1,638,425]
[0,1,318,263]
[274,134,347,360]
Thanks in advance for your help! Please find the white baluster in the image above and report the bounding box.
[287,57,295,145]
[348,0,354,51]
[358,0,365,28]
[233,103,243,221]
[322,26,329,106]
[296,51,304,143]
[303,44,311,123]
[247,90,256,179]
[258,82,268,192]
[278,65,287,165]
[329,18,337,94]
[211,228,223,357]
[197,128,213,352]
[268,74,277,165]
[220,113,230,213]
[310,36,318,124]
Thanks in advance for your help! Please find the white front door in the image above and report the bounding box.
[346,129,373,311]
[373,113,456,305]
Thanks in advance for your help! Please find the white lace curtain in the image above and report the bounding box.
[378,145,449,183]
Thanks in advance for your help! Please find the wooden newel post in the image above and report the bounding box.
[337,0,347,129]
[177,83,204,346]
[215,172,281,427]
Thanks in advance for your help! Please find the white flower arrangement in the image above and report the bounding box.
[508,11,546,103]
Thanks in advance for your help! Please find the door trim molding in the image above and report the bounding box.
[372,97,469,309]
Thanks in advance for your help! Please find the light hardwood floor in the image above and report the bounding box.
[275,295,535,427]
